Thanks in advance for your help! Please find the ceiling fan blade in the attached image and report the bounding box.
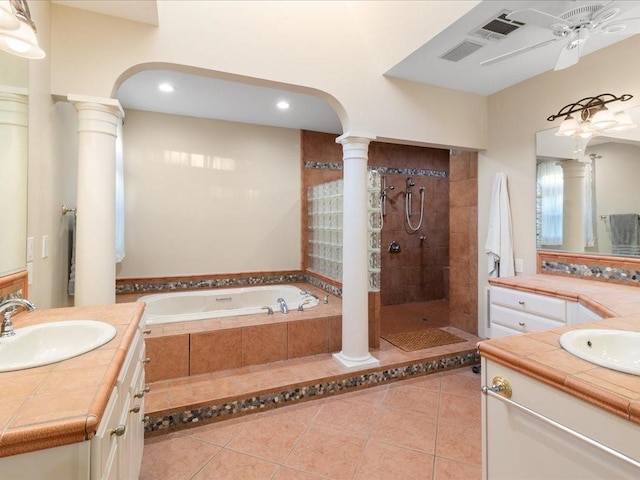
[506,8,570,30]
[480,38,559,67]
[601,17,640,34]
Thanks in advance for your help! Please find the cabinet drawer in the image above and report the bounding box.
[491,286,566,321]
[490,304,565,334]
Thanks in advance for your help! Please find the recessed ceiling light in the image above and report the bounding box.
[158,83,175,93]
[277,100,290,110]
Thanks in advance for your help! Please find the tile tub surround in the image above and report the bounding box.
[0,302,144,457]
[484,274,640,424]
[142,284,342,382]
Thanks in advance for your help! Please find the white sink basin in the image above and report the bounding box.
[559,329,640,375]
[0,320,117,372]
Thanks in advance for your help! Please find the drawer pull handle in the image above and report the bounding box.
[143,416,149,423]
[143,329,151,335]
[143,357,151,364]
[518,321,525,326]
[110,425,126,437]
[135,386,151,398]
[130,405,141,414]
[518,300,525,305]
[481,376,512,399]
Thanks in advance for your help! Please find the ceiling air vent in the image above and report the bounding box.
[470,10,525,42]
[440,40,484,62]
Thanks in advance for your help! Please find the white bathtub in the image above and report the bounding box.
[140,285,320,325]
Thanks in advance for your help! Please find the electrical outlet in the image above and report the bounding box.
[515,258,524,273]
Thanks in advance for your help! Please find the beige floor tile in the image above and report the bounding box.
[383,383,440,419]
[186,417,248,447]
[312,397,380,437]
[284,425,366,480]
[440,370,481,397]
[370,407,437,453]
[435,421,482,466]
[226,415,308,463]
[353,440,435,480]
[273,466,326,479]
[139,435,220,480]
[192,449,279,480]
[433,457,482,480]
[438,392,481,428]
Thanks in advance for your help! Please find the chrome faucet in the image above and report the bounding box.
[0,298,36,338]
[277,298,289,314]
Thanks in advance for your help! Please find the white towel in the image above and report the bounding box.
[485,172,515,278]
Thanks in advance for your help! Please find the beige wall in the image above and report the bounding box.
[479,35,640,336]
[49,1,486,150]
[117,110,301,278]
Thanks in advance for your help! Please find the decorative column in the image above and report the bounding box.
[560,160,587,252]
[333,133,380,370]
[0,90,28,276]
[69,95,124,306]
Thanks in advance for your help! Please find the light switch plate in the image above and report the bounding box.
[42,235,49,258]
[27,237,34,262]
[515,258,524,273]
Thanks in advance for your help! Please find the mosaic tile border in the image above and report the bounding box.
[541,260,640,285]
[145,351,479,435]
[116,273,309,295]
[0,290,23,305]
[303,160,448,179]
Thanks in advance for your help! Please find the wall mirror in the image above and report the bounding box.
[0,49,29,277]
[536,105,640,257]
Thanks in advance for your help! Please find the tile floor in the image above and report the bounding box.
[140,367,481,480]
[140,301,483,479]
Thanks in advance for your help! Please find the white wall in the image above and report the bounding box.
[479,35,640,337]
[117,110,301,278]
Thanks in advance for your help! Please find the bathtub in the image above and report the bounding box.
[140,285,320,325]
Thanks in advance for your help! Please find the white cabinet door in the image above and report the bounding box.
[482,359,640,479]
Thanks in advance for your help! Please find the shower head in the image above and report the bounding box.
[381,185,395,195]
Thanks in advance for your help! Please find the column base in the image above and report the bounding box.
[332,351,380,370]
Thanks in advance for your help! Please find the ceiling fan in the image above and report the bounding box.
[481,1,640,70]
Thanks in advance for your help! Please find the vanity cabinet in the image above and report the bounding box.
[91,326,147,480]
[482,358,640,479]
[488,286,602,338]
[0,318,147,480]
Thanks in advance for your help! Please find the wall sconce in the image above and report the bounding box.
[0,0,45,59]
[548,93,636,139]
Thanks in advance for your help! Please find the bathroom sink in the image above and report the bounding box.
[0,320,117,372]
[559,329,640,375]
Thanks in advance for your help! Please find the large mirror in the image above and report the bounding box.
[0,50,29,276]
[536,105,640,257]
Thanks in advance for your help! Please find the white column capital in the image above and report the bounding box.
[336,132,376,145]
[558,159,588,178]
[0,92,28,127]
[68,94,124,137]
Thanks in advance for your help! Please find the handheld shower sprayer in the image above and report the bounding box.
[405,176,424,233]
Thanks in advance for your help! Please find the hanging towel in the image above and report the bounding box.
[485,172,515,278]
[67,213,76,296]
[609,214,640,256]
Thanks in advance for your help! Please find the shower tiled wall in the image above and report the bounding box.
[449,151,478,335]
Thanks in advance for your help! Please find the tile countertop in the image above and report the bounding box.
[480,274,640,426]
[0,302,145,457]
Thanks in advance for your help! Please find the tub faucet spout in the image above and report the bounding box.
[277,298,289,314]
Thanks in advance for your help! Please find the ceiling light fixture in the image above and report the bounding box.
[548,93,636,139]
[0,0,45,59]
[276,100,290,110]
[158,83,175,93]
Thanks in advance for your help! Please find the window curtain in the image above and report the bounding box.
[115,119,125,263]
[537,162,563,246]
